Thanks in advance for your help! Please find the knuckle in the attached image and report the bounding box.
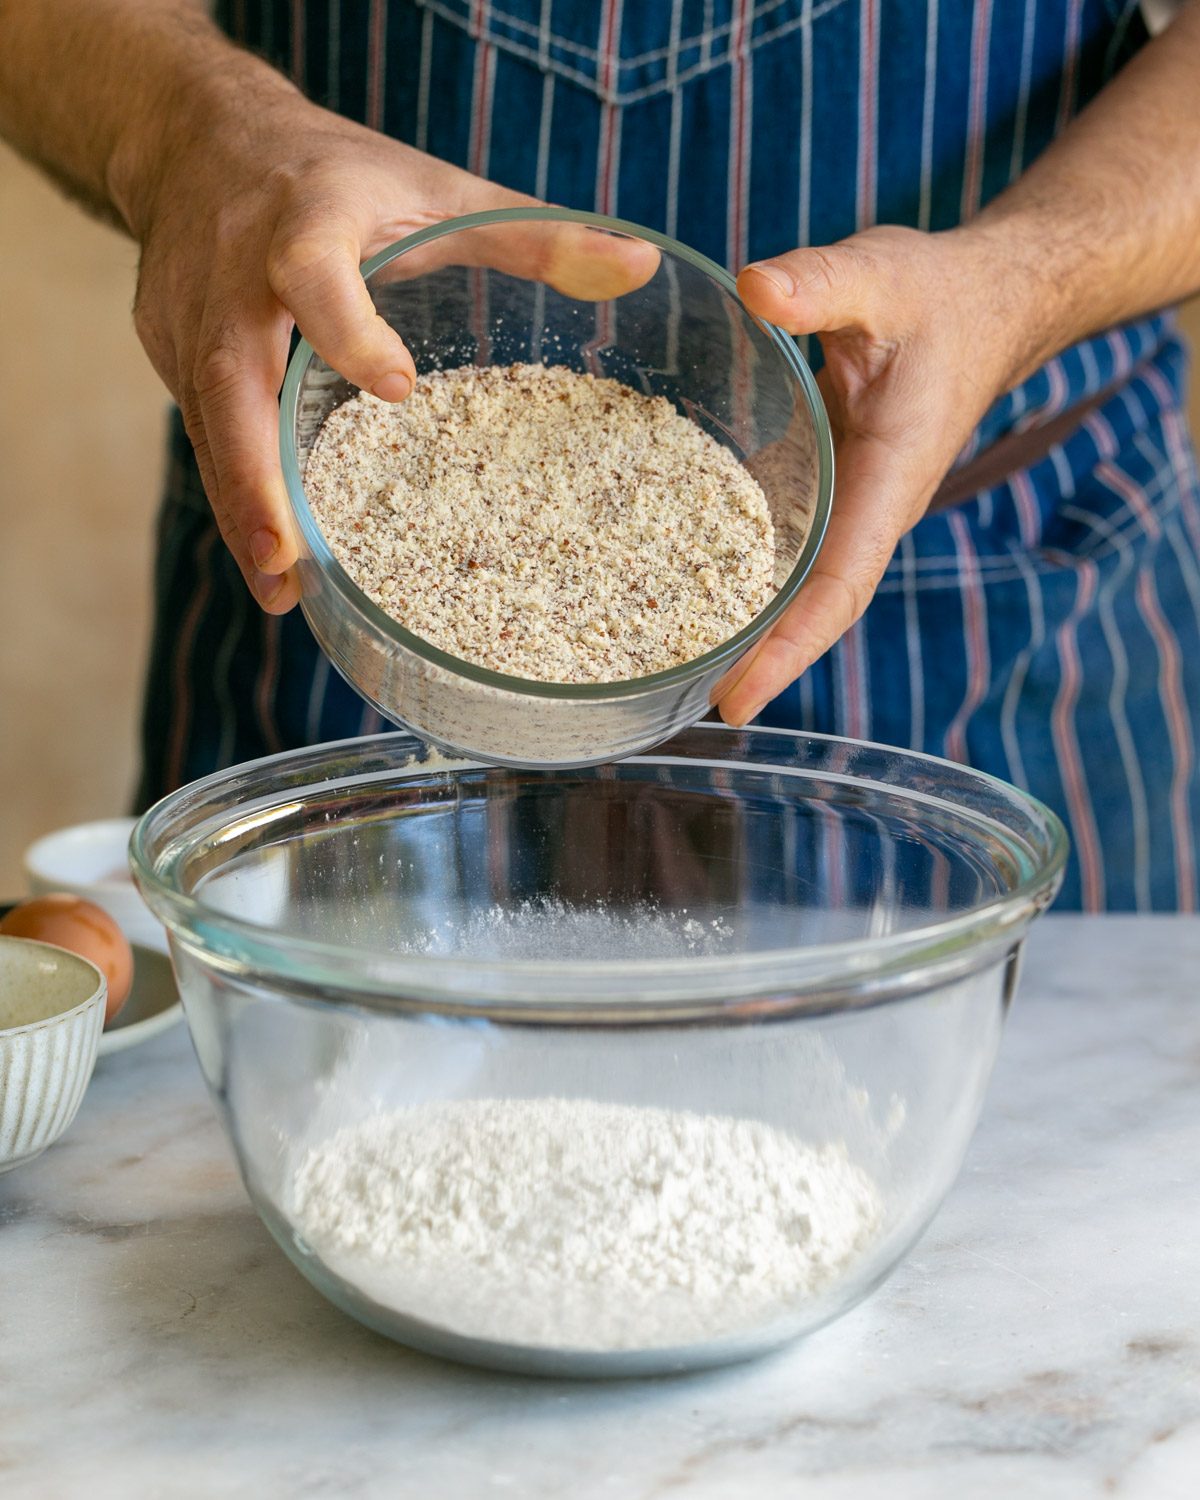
[825,572,862,627]
[266,229,346,298]
[131,295,156,343]
[192,342,243,401]
[336,317,394,374]
[812,566,875,631]
[131,298,176,382]
[178,399,206,449]
[797,246,845,297]
[846,559,885,621]
[211,506,241,550]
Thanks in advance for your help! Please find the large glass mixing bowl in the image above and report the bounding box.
[131,726,1065,1377]
[279,208,833,767]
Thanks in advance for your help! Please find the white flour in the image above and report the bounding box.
[394,897,736,962]
[288,1097,883,1352]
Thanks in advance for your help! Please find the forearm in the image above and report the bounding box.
[971,0,1200,387]
[0,0,296,235]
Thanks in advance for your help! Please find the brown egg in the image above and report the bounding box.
[0,894,133,1024]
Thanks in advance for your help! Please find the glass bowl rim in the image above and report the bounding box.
[129,725,1069,1021]
[278,206,835,700]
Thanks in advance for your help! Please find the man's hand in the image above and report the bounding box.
[718,0,1200,725]
[717,224,1027,725]
[122,87,563,614]
[1,4,657,615]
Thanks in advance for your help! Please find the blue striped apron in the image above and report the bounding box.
[139,0,1200,912]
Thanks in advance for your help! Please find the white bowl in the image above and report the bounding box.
[0,935,105,1174]
[23,818,168,954]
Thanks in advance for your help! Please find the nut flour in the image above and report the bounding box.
[303,363,776,683]
[289,1097,883,1352]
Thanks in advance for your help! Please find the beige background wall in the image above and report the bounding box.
[3,142,1200,895]
[1,148,164,896]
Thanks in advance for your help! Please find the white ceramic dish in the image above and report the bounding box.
[0,935,105,1173]
[24,818,168,954]
[96,943,183,1057]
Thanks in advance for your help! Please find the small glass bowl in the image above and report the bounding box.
[279,208,833,767]
[131,726,1066,1377]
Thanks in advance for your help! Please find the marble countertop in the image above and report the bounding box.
[2,915,1198,1499]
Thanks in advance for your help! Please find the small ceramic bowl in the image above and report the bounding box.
[24,818,168,954]
[0,935,105,1174]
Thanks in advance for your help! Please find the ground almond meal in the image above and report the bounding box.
[304,363,777,683]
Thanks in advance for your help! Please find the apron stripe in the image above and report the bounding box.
[1161,519,1200,889]
[1059,497,1152,910]
[468,3,495,357]
[1094,455,1161,541]
[1011,466,1041,549]
[917,0,938,232]
[587,0,621,360]
[415,3,434,149]
[1093,454,1195,910]
[797,0,814,247]
[358,699,386,735]
[305,649,333,744]
[1136,566,1197,910]
[596,0,622,211]
[292,0,307,85]
[1161,404,1200,560]
[999,546,1046,792]
[795,660,815,731]
[1056,0,1086,134]
[1050,560,1104,910]
[857,0,879,229]
[899,531,926,750]
[839,624,871,743]
[470,0,495,177]
[325,0,340,108]
[327,0,342,110]
[254,613,284,757]
[1010,0,1038,180]
[212,564,247,771]
[727,0,753,270]
[1082,408,1120,464]
[943,509,990,763]
[366,0,388,130]
[664,0,685,239]
[165,527,219,794]
[961,0,993,219]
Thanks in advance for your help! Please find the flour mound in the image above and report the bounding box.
[289,1097,883,1352]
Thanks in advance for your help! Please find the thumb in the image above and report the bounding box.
[737,242,877,336]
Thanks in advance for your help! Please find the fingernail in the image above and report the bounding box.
[250,528,279,568]
[745,264,794,298]
[254,571,286,607]
[371,372,413,402]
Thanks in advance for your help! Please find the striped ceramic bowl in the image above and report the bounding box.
[0,935,105,1174]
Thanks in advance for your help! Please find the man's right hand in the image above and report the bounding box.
[117,78,562,614]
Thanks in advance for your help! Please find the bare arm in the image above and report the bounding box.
[725,0,1200,724]
[974,0,1200,385]
[0,1,244,231]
